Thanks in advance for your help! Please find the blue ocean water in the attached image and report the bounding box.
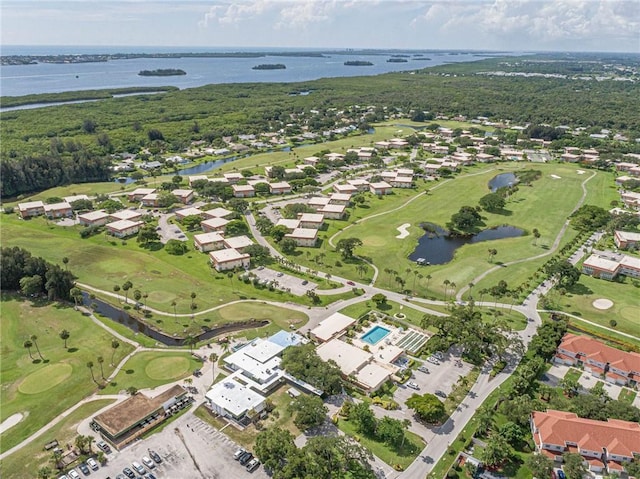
[0,46,505,97]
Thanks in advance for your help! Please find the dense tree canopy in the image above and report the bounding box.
[280,343,343,394]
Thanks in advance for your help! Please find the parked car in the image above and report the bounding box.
[131,461,146,475]
[239,452,254,465]
[246,458,261,472]
[58,475,69,479]
[417,365,430,374]
[115,475,126,479]
[346,281,355,286]
[435,390,447,398]
[433,351,444,360]
[426,357,440,365]
[557,470,566,479]
[234,448,246,460]
[96,441,111,453]
[68,471,81,479]
[551,470,557,479]
[148,450,162,463]
[122,468,136,479]
[78,462,90,475]
[145,474,157,479]
[86,458,99,471]
[407,381,420,390]
[302,280,308,285]
[142,456,155,469]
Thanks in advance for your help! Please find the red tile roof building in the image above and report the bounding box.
[554,333,640,389]
[531,410,640,475]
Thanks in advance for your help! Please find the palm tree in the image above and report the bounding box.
[171,300,178,321]
[532,228,541,246]
[443,279,451,301]
[62,257,69,271]
[450,282,457,299]
[227,272,234,289]
[488,248,498,263]
[425,274,432,293]
[87,361,97,384]
[70,287,82,309]
[190,292,196,308]
[31,334,44,361]
[97,356,105,379]
[113,285,121,301]
[210,353,219,382]
[121,281,133,304]
[142,292,148,311]
[412,270,418,292]
[59,329,70,349]
[23,339,34,360]
[133,289,142,309]
[110,339,120,366]
[190,302,198,321]
[184,335,197,353]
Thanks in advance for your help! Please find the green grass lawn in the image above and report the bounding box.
[193,384,302,449]
[618,388,637,404]
[99,351,203,394]
[340,300,435,331]
[337,418,425,470]
[0,399,115,479]
[0,294,134,451]
[564,368,583,382]
[559,274,640,338]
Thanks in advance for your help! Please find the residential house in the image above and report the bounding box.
[329,193,351,205]
[201,217,230,233]
[333,183,358,195]
[298,213,324,229]
[43,202,73,218]
[106,220,144,238]
[347,179,370,191]
[621,191,640,210]
[369,181,393,195]
[171,189,195,204]
[203,207,233,219]
[303,156,319,166]
[174,207,203,221]
[284,228,318,247]
[318,204,347,220]
[307,196,331,210]
[63,194,90,204]
[109,210,143,222]
[209,248,250,271]
[614,230,640,250]
[554,333,640,388]
[127,188,156,202]
[18,200,45,218]
[223,235,254,252]
[530,409,640,474]
[389,176,413,188]
[193,232,225,253]
[276,218,301,231]
[141,193,159,208]
[232,185,255,198]
[78,210,111,227]
[224,173,244,184]
[269,182,292,195]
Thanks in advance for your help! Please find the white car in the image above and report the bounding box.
[407,381,420,390]
[427,357,440,365]
[86,458,99,470]
[142,456,155,469]
[68,470,80,479]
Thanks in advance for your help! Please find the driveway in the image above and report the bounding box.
[94,412,268,479]
[157,213,187,244]
[251,267,317,296]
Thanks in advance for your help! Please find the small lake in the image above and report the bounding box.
[408,224,524,265]
[489,172,517,192]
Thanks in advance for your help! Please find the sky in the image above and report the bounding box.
[1,0,639,53]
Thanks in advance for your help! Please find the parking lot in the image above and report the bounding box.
[393,352,473,408]
[251,267,316,296]
[94,412,268,479]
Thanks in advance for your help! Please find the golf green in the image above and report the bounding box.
[18,363,73,395]
[145,356,191,380]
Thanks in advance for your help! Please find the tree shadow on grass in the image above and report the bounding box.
[125,369,134,375]
[567,283,593,296]
[67,347,79,353]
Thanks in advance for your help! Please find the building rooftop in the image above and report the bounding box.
[298,213,325,223]
[316,339,371,375]
[285,228,318,240]
[193,232,224,244]
[558,334,640,374]
[18,200,44,210]
[203,207,233,218]
[201,217,230,229]
[205,378,265,418]
[209,248,249,263]
[223,235,254,250]
[355,362,392,390]
[106,219,143,231]
[267,330,306,348]
[44,202,71,212]
[310,312,357,342]
[109,210,142,221]
[175,207,203,218]
[78,210,110,221]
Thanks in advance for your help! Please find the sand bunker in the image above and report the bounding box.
[577,170,585,175]
[592,298,614,310]
[551,174,562,179]
[0,413,25,434]
[396,223,411,239]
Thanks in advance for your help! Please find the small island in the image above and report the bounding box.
[252,63,286,70]
[387,58,408,63]
[344,60,373,66]
[138,69,186,77]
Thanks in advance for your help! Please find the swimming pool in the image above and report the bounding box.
[361,325,391,345]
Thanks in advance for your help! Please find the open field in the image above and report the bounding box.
[560,274,640,338]
[0,294,134,451]
[99,351,203,394]
[331,164,613,298]
[0,399,115,479]
[0,213,317,318]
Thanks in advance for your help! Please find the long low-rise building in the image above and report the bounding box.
[193,232,225,252]
[78,210,111,227]
[106,219,144,238]
[531,409,640,475]
[310,312,357,343]
[582,251,640,280]
[209,248,250,271]
[284,228,318,247]
[18,200,45,218]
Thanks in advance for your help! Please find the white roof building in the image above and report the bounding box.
[203,207,233,219]
[205,378,266,420]
[223,235,254,251]
[316,339,371,376]
[355,363,393,391]
[310,312,357,342]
